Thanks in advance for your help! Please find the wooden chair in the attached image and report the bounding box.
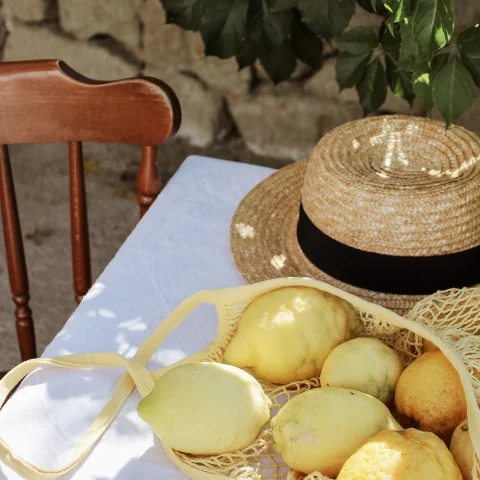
[0,59,181,363]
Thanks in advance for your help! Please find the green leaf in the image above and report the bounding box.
[261,1,293,47]
[457,25,480,57]
[381,24,401,60]
[412,72,434,110]
[266,0,297,11]
[458,26,480,86]
[386,56,414,105]
[356,58,388,115]
[335,51,373,90]
[382,0,400,13]
[235,0,263,68]
[357,0,390,14]
[161,0,205,30]
[236,40,259,69]
[200,0,250,58]
[259,39,297,83]
[412,53,448,111]
[432,56,477,128]
[235,0,293,69]
[337,27,379,55]
[389,0,410,22]
[409,0,455,63]
[291,16,323,69]
[297,0,355,40]
[398,21,429,71]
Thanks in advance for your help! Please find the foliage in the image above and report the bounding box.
[161,0,480,126]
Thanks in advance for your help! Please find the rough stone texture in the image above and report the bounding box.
[255,59,312,82]
[229,90,324,160]
[454,0,480,31]
[304,57,359,104]
[186,31,252,97]
[318,100,363,133]
[305,58,423,116]
[139,0,190,72]
[58,0,142,47]
[145,66,225,148]
[0,0,6,53]
[6,0,56,23]
[349,4,384,31]
[4,23,139,81]
[381,91,423,115]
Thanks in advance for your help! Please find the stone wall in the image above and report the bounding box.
[1,0,479,161]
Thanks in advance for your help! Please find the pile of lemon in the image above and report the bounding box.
[138,287,472,480]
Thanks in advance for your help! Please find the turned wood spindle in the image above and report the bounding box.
[0,144,37,360]
[137,146,161,218]
[69,141,92,304]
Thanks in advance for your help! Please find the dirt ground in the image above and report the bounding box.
[0,138,290,371]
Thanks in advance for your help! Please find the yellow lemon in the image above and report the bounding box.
[321,337,403,404]
[224,287,362,384]
[450,419,474,480]
[271,387,401,477]
[394,350,467,442]
[337,428,462,479]
[422,338,438,352]
[137,362,271,455]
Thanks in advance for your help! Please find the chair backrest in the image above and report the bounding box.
[0,60,181,362]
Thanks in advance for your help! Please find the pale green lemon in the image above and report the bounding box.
[450,419,474,480]
[320,337,404,404]
[224,287,362,384]
[137,362,271,455]
[271,387,401,477]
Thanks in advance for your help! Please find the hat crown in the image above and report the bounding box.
[302,115,480,256]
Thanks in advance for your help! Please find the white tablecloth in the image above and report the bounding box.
[0,156,275,479]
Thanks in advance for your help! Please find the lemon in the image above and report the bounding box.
[320,337,403,404]
[394,350,467,442]
[137,362,271,455]
[450,419,474,480]
[271,387,401,477]
[337,428,462,479]
[224,287,362,384]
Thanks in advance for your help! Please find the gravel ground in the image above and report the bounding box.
[0,138,290,371]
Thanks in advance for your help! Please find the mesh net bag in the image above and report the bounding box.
[0,277,479,480]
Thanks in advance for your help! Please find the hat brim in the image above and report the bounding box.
[230,159,426,316]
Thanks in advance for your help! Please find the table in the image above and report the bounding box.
[0,156,275,480]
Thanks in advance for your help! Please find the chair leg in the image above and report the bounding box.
[69,141,92,304]
[137,146,160,218]
[0,145,37,361]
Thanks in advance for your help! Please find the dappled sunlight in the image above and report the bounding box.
[118,317,148,332]
[82,282,106,301]
[236,222,256,239]
[270,254,287,270]
[99,309,118,319]
[151,348,187,367]
[427,155,479,178]
[383,131,409,167]
[56,347,74,355]
[364,119,420,169]
[115,332,139,357]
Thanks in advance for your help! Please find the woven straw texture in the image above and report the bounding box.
[0,277,478,480]
[231,115,480,315]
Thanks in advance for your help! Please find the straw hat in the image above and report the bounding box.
[230,115,480,315]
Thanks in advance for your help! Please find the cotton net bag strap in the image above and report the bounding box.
[0,278,478,480]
